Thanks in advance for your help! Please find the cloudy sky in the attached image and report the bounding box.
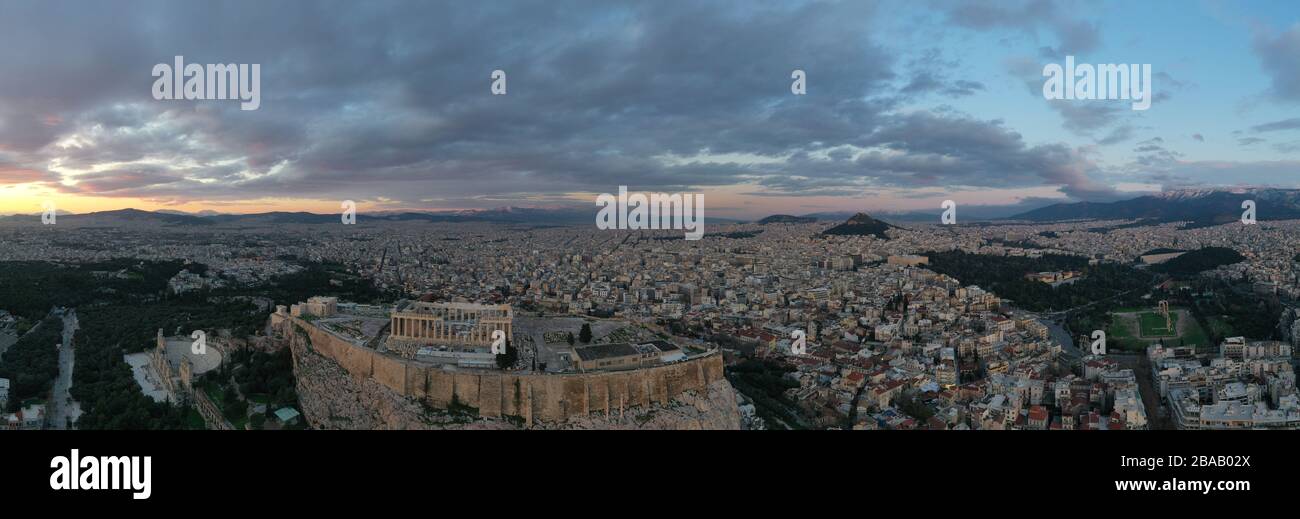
[0,0,1298,218]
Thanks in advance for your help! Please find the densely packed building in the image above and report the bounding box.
[4,214,1300,429]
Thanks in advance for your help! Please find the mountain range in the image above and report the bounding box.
[0,206,743,226]
[8,188,1300,228]
[761,188,1300,226]
[1009,188,1300,224]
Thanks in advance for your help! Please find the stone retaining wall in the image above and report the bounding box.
[193,389,235,430]
[273,314,726,425]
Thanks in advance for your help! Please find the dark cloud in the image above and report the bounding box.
[1251,118,1300,133]
[932,0,1100,56]
[1003,55,1138,139]
[744,111,1115,200]
[0,151,57,185]
[1129,138,1183,168]
[0,0,1116,207]
[901,74,985,98]
[899,48,987,99]
[0,165,56,185]
[1145,160,1300,188]
[1252,23,1300,102]
[1275,141,1300,153]
[1096,125,1136,145]
[55,165,186,196]
[1105,140,1299,196]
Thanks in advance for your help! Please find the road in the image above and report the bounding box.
[1041,317,1080,360]
[48,308,82,429]
[1112,352,1174,430]
[1043,287,1145,320]
[0,324,15,360]
[1042,278,1171,321]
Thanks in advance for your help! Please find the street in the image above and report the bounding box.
[1041,317,1080,360]
[48,308,82,430]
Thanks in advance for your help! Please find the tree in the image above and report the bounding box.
[495,342,518,369]
[0,316,63,408]
[566,332,575,345]
[894,392,934,421]
[579,323,593,344]
[223,398,248,423]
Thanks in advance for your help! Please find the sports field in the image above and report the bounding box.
[1136,311,1178,337]
[1106,307,1209,352]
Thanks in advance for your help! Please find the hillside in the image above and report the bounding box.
[1011,188,1300,224]
[758,214,818,224]
[1150,247,1245,277]
[821,213,894,239]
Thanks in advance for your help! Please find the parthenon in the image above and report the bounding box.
[389,301,512,348]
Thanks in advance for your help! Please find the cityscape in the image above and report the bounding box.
[0,1,1299,435]
[1,194,1299,430]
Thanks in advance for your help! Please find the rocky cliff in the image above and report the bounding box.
[282,318,743,430]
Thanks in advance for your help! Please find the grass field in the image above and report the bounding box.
[1105,318,1148,352]
[1106,307,1211,353]
[1137,311,1178,337]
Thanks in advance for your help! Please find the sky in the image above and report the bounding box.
[0,0,1298,219]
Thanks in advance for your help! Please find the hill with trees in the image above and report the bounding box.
[1150,247,1245,277]
[923,251,1153,312]
[759,214,818,224]
[822,213,894,239]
